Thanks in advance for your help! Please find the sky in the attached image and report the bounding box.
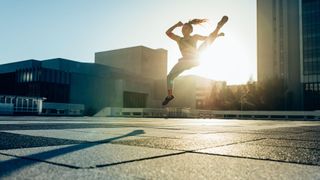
[0,0,256,85]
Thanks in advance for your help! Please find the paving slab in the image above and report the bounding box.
[0,154,132,180]
[285,132,320,141]
[0,143,182,168]
[113,133,263,151]
[1,117,320,179]
[198,143,320,165]
[246,138,320,149]
[97,152,320,180]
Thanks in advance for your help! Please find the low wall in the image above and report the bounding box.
[94,107,320,120]
[0,103,14,115]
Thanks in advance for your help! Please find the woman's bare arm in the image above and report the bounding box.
[166,21,183,41]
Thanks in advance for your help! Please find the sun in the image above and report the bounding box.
[183,34,255,85]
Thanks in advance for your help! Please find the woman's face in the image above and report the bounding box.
[182,24,192,36]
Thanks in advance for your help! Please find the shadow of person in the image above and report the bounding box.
[0,129,145,177]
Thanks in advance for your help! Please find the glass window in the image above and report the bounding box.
[0,96,5,103]
[23,72,27,82]
[57,71,61,83]
[17,98,22,107]
[30,71,33,82]
[28,99,33,108]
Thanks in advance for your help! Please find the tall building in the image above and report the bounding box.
[257,0,320,110]
[301,0,320,110]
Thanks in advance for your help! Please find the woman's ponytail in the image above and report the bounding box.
[187,19,207,25]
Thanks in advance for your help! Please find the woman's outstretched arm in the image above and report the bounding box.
[194,33,224,41]
[166,21,183,41]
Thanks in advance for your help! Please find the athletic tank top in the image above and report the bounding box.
[177,36,198,59]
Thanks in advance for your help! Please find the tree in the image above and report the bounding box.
[207,77,288,111]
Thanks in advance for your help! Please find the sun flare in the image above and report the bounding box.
[182,34,255,85]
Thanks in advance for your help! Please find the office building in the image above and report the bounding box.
[301,0,320,109]
[257,0,320,110]
[0,46,167,115]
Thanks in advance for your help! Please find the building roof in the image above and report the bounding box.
[0,58,152,81]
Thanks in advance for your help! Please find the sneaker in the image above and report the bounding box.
[217,16,228,28]
[162,95,174,106]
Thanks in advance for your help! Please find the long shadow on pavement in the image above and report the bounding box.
[0,129,145,177]
[0,131,90,150]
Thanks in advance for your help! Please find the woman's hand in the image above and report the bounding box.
[176,21,184,27]
[166,21,183,41]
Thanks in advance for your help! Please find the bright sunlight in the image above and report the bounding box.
[178,20,256,85]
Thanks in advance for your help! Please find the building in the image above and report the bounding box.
[0,95,44,115]
[95,46,167,108]
[301,0,320,110]
[257,0,320,110]
[95,46,167,80]
[0,46,167,115]
[257,0,302,110]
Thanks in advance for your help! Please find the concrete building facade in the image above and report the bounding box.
[257,0,320,110]
[95,46,167,80]
[0,46,167,115]
[95,46,167,109]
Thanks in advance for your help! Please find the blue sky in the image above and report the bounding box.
[0,0,256,84]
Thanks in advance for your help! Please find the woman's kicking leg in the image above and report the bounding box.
[198,16,228,53]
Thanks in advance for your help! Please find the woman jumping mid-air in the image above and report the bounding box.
[162,16,229,106]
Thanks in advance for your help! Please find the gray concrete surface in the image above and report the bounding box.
[0,116,320,179]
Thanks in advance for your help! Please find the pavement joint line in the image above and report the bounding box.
[0,149,186,170]
[190,151,320,167]
[109,138,268,153]
[174,138,268,154]
[87,151,189,169]
[204,138,267,149]
[242,143,320,151]
[268,137,320,143]
[6,139,284,171]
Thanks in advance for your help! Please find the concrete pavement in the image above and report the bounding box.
[0,116,320,179]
